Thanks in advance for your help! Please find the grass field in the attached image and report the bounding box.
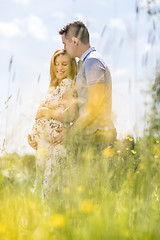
[0,134,160,240]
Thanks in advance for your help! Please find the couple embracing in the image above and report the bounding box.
[28,21,117,199]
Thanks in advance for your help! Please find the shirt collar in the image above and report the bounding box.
[79,47,96,61]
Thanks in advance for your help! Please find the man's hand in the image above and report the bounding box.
[35,107,50,120]
[27,134,38,150]
[50,129,67,146]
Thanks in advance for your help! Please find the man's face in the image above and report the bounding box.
[62,34,76,58]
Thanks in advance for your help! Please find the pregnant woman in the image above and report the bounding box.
[28,49,77,200]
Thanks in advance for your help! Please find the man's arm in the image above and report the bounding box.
[70,82,105,134]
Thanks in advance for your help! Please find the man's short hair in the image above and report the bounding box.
[59,21,89,44]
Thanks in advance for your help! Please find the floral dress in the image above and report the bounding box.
[30,78,74,199]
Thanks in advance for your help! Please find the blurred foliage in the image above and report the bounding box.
[144,62,160,139]
[0,153,36,191]
[138,0,160,16]
[0,133,160,239]
[149,70,160,137]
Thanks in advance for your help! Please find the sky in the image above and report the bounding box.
[0,0,160,155]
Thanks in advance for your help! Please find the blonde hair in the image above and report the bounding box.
[50,49,77,87]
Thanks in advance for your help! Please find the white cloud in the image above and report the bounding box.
[0,20,24,37]
[73,13,96,25]
[74,13,86,22]
[52,11,66,19]
[27,15,48,41]
[109,18,126,31]
[12,0,30,4]
[90,32,100,39]
[0,16,48,40]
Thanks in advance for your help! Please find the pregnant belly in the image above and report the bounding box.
[31,118,63,142]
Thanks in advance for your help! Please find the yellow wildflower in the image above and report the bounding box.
[77,185,84,194]
[0,224,6,234]
[129,138,133,142]
[28,201,36,211]
[139,163,146,170]
[126,148,129,151]
[50,214,67,228]
[102,147,115,158]
[117,150,121,154]
[79,200,97,214]
[63,187,70,194]
[16,173,21,178]
[154,155,158,159]
[131,150,136,155]
[156,140,159,144]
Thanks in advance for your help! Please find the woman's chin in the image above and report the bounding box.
[56,75,66,81]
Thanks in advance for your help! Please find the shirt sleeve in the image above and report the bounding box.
[84,58,105,85]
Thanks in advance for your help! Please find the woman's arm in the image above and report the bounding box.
[35,89,78,123]
[45,100,61,109]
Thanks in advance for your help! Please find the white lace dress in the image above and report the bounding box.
[30,78,74,199]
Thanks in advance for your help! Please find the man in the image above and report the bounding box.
[53,21,117,152]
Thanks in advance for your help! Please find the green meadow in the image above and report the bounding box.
[0,132,160,240]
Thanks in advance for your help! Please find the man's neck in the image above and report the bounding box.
[78,43,91,59]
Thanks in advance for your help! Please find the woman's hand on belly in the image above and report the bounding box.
[27,134,38,150]
[50,129,66,146]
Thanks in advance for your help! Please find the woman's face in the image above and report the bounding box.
[54,54,71,81]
